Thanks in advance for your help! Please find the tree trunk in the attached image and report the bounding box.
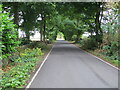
[40,15,43,42]
[13,3,19,26]
[95,10,99,40]
[25,30,30,41]
[75,31,80,43]
[12,2,19,39]
[95,2,103,45]
[75,19,80,43]
[43,15,46,43]
[40,24,43,42]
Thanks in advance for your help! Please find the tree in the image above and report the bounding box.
[20,3,38,40]
[0,4,19,64]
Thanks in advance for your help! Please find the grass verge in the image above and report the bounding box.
[75,43,119,69]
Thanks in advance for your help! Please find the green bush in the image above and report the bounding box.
[80,37,97,50]
[36,43,47,50]
[28,42,47,51]
[81,38,118,61]
[10,48,43,63]
[0,62,35,88]
[19,37,32,45]
[72,35,77,41]
[0,5,20,54]
[0,5,20,67]
[0,48,43,88]
[102,41,118,60]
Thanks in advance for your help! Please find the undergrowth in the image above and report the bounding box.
[0,46,44,88]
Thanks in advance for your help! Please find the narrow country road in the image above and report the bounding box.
[29,40,118,88]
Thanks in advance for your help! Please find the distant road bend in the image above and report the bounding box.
[28,40,118,88]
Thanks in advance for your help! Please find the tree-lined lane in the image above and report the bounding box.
[29,40,118,88]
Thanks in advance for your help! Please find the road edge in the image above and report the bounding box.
[71,42,120,71]
[25,44,55,89]
[82,49,119,70]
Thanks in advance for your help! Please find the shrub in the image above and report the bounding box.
[19,37,32,45]
[36,43,47,50]
[102,41,118,60]
[28,42,47,51]
[0,5,20,54]
[80,37,97,50]
[72,35,77,41]
[0,48,43,88]
[0,5,20,66]
[11,48,43,63]
[0,62,35,88]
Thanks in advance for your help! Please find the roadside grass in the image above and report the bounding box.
[87,49,119,68]
[74,43,119,68]
[0,42,53,88]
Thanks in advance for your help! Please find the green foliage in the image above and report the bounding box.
[80,37,97,50]
[36,43,47,51]
[19,37,32,45]
[0,5,19,54]
[80,35,118,60]
[21,3,39,40]
[1,62,35,88]
[56,32,65,40]
[79,2,119,62]
[28,42,47,51]
[102,41,118,60]
[48,31,57,42]
[0,48,43,88]
[71,35,77,41]
[0,4,20,65]
[20,48,43,59]
[10,48,43,63]
[100,3,119,61]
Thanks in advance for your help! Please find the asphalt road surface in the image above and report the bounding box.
[29,40,118,88]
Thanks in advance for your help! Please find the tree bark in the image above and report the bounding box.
[12,2,19,39]
[95,2,103,44]
[43,15,46,42]
[25,30,30,41]
[40,23,43,42]
[13,3,19,26]
[75,19,80,43]
[40,14,43,42]
[13,2,19,40]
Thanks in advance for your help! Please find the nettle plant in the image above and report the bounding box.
[0,5,20,62]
